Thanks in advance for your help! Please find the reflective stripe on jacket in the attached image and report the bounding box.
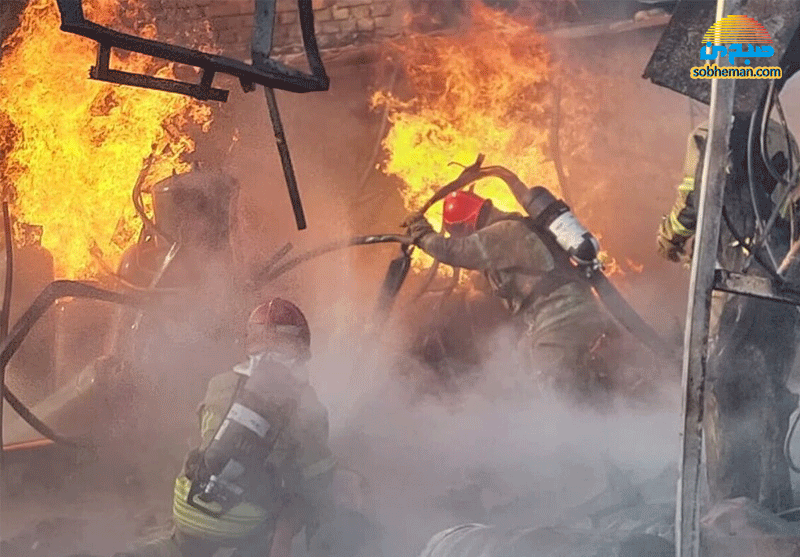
[661,120,798,244]
[172,475,271,541]
[171,367,337,541]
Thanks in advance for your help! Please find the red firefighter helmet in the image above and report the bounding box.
[442,190,491,236]
[246,298,311,360]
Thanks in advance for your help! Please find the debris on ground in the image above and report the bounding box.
[700,497,800,557]
[419,461,679,557]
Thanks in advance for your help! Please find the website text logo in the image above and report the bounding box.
[690,15,781,80]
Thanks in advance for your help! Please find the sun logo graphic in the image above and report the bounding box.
[691,15,781,79]
[700,15,774,65]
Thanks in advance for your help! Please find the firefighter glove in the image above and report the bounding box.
[405,214,435,245]
[657,216,692,263]
[657,232,689,263]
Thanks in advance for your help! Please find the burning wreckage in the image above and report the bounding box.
[6,0,800,556]
[0,0,380,554]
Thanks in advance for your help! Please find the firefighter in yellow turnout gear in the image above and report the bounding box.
[119,298,337,557]
[657,115,800,511]
[657,119,799,265]
[656,122,709,263]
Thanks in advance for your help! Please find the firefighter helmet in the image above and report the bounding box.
[442,190,491,236]
[246,298,311,360]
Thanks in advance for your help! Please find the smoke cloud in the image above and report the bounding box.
[1,18,708,557]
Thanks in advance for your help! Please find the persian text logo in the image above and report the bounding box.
[690,14,782,79]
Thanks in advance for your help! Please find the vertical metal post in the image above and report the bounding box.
[676,0,738,555]
[251,0,276,63]
[0,202,10,528]
[264,87,307,231]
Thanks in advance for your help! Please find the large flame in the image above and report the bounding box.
[374,4,645,279]
[373,4,560,273]
[0,0,213,279]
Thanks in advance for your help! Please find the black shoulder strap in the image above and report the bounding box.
[509,215,583,278]
[486,215,585,313]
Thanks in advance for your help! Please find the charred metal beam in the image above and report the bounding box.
[56,0,329,99]
[91,60,229,103]
[676,0,738,554]
[264,87,306,230]
[713,269,800,306]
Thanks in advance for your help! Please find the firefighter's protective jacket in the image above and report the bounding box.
[417,215,612,348]
[171,355,337,543]
[659,119,799,251]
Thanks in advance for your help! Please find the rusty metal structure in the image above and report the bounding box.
[55,0,329,98]
[644,0,800,556]
[643,0,800,113]
[55,0,330,230]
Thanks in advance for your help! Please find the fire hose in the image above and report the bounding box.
[254,234,413,284]
[254,157,677,360]
[404,155,678,360]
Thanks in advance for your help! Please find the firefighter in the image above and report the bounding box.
[656,115,800,512]
[657,118,798,267]
[118,298,338,557]
[404,190,620,402]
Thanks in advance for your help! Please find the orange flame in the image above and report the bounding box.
[594,232,644,279]
[373,3,562,273]
[597,254,645,279]
[599,251,624,278]
[625,257,644,274]
[374,6,648,280]
[0,0,214,279]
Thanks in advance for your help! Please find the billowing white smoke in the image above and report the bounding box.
[310,314,682,557]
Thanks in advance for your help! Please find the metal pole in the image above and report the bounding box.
[0,201,10,533]
[264,87,307,231]
[675,0,738,554]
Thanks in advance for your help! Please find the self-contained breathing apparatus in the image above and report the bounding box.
[402,154,675,359]
[186,358,301,518]
[523,186,601,272]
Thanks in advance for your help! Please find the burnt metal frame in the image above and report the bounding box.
[713,269,800,306]
[0,281,146,452]
[55,0,329,101]
[642,0,800,115]
[0,280,149,539]
[56,0,326,230]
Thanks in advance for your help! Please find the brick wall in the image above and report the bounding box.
[0,0,29,48]
[4,0,655,64]
[151,0,405,59]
